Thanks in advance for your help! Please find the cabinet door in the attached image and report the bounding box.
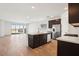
[33,35,40,48]
[28,35,33,48]
[39,35,43,45]
[69,3,79,23]
[39,34,47,45]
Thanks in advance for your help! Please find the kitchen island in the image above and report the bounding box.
[28,32,51,48]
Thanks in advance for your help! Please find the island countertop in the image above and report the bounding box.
[28,32,52,35]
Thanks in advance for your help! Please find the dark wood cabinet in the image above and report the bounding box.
[28,34,47,48]
[69,3,79,23]
[57,40,79,56]
[48,19,61,28]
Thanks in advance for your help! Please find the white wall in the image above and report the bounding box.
[28,22,39,34]
[75,27,79,34]
[61,11,69,36]
[0,20,2,36]
[68,24,79,35]
[28,20,48,34]
[0,20,11,37]
[0,20,5,36]
[5,21,11,35]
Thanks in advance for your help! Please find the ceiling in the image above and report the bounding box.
[0,3,68,23]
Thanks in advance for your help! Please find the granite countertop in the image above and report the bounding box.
[56,36,79,44]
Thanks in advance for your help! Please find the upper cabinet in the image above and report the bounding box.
[69,3,79,23]
[48,19,61,28]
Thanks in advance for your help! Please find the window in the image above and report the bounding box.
[11,24,26,34]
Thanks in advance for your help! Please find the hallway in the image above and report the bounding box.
[0,34,57,56]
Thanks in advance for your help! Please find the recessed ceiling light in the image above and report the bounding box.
[32,6,35,9]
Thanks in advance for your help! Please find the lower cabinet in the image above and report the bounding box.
[28,34,47,48]
[57,40,79,56]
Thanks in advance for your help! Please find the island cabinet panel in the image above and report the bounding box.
[57,40,79,56]
[28,34,47,48]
